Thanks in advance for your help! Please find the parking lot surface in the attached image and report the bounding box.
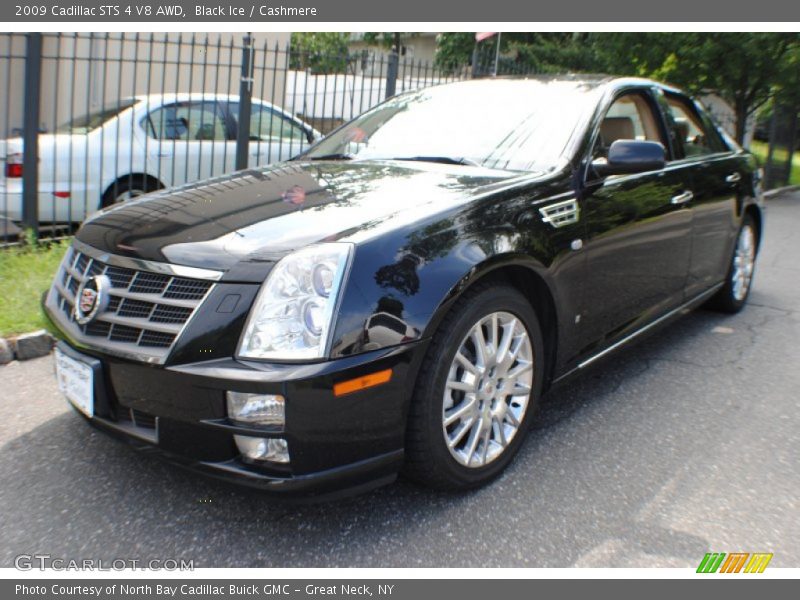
[1,191,798,568]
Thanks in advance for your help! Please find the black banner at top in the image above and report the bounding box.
[2,0,800,22]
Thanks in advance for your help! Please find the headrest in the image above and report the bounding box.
[673,117,690,141]
[601,117,635,145]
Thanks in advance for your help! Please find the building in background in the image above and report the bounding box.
[347,33,439,76]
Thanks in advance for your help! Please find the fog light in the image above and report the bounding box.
[234,435,290,464]
[226,392,285,426]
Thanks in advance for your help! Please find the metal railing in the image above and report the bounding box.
[0,33,537,245]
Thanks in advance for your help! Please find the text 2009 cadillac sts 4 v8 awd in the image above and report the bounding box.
[44,76,763,498]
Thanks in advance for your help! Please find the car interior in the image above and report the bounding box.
[594,93,665,159]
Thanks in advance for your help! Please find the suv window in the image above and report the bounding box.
[664,95,727,159]
[228,103,308,143]
[593,92,667,158]
[145,101,227,141]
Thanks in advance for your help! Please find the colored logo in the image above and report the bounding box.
[697,552,773,573]
[74,274,111,325]
[282,185,306,206]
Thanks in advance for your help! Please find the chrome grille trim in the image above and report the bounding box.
[45,244,217,364]
[71,238,224,282]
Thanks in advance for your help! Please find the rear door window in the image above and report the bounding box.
[227,102,308,142]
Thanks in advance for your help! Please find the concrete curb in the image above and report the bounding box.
[0,330,56,365]
[764,184,800,199]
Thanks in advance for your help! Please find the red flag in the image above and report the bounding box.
[475,32,497,42]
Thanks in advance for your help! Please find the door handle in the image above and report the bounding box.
[725,172,741,184]
[671,190,694,205]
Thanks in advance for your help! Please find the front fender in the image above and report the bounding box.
[329,201,566,360]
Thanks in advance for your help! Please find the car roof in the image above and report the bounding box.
[416,74,687,96]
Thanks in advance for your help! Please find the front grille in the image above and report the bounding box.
[46,245,216,363]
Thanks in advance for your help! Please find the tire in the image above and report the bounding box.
[101,177,153,208]
[707,215,758,313]
[403,281,545,491]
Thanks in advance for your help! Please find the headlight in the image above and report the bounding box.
[237,243,353,360]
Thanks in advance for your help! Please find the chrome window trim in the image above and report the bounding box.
[71,238,224,282]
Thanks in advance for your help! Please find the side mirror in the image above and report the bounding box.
[306,128,320,144]
[591,140,666,177]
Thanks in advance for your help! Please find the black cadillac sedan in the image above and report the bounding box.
[44,76,763,497]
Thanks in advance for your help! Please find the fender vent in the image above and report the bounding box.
[539,198,580,228]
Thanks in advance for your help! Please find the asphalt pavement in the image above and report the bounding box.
[1,191,798,568]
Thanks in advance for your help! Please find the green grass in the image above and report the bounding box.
[750,140,800,187]
[0,239,69,337]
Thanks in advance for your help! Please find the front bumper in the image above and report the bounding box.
[52,336,428,499]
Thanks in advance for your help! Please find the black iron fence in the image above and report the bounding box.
[5,32,794,246]
[1,32,537,244]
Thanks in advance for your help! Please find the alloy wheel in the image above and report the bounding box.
[732,224,756,301]
[442,311,534,468]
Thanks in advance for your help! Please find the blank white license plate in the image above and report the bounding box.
[55,348,94,417]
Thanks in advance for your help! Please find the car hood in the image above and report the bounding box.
[76,160,531,280]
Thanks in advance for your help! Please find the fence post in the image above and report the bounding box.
[235,35,254,171]
[22,32,42,238]
[385,51,398,100]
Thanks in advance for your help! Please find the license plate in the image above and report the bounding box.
[55,348,94,418]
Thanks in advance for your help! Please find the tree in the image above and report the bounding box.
[591,33,800,143]
[289,32,351,74]
[434,33,475,69]
[775,41,800,107]
[362,33,417,54]
[435,33,599,72]
[436,32,800,144]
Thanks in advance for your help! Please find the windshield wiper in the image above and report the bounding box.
[307,152,355,161]
[381,155,481,167]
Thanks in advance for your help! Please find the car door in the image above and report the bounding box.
[143,100,232,187]
[660,91,742,298]
[580,88,694,348]
[226,101,312,166]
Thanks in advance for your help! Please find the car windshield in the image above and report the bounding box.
[55,99,138,134]
[305,80,601,172]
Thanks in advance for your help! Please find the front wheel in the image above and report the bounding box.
[707,215,758,313]
[403,282,544,490]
